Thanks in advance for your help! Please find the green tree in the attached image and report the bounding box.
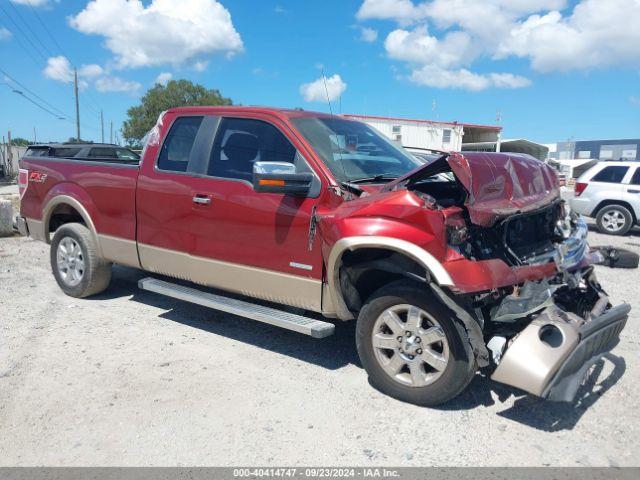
[10,137,31,147]
[122,79,232,144]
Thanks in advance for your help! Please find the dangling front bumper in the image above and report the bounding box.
[491,301,629,402]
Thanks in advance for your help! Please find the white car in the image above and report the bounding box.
[570,161,640,235]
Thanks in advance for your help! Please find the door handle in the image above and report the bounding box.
[627,189,640,194]
[192,195,211,205]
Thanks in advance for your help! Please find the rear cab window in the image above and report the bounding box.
[88,147,117,159]
[51,147,82,158]
[591,166,629,183]
[630,167,640,185]
[157,116,204,172]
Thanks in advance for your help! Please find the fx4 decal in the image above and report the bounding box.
[29,171,47,183]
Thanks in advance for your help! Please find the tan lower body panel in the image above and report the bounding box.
[98,234,140,268]
[138,243,323,312]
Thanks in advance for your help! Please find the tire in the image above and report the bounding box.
[50,222,112,298]
[595,205,633,236]
[356,280,477,406]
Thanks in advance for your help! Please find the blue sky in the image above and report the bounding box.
[0,0,638,144]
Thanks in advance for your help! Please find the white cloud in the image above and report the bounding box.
[358,26,378,42]
[300,74,347,103]
[155,72,172,86]
[43,55,140,93]
[43,56,103,87]
[357,0,566,28]
[357,0,640,90]
[95,76,141,93]
[358,0,640,84]
[385,26,477,69]
[78,63,104,79]
[496,0,640,72]
[0,27,11,41]
[69,0,243,69]
[193,60,209,72]
[384,26,530,90]
[409,65,530,91]
[43,56,74,83]
[356,0,425,23]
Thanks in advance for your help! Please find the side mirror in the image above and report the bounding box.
[253,161,313,197]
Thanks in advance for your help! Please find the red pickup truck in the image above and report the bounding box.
[18,106,629,406]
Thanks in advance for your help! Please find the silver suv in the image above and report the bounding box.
[570,161,640,235]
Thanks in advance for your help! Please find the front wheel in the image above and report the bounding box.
[356,281,477,406]
[50,222,112,298]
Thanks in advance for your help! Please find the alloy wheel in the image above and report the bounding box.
[601,209,627,233]
[56,237,85,287]
[371,304,450,387]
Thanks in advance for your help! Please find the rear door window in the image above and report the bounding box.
[157,116,204,172]
[591,166,629,183]
[630,167,640,185]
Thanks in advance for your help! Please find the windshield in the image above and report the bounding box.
[291,117,420,183]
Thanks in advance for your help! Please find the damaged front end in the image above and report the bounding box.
[470,210,629,402]
[384,151,630,402]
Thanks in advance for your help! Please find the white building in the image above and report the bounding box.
[344,113,502,154]
[345,113,553,161]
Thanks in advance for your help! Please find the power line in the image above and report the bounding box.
[6,0,56,59]
[0,67,71,119]
[1,82,66,120]
[24,0,69,59]
[1,75,100,136]
[2,1,102,118]
[3,4,111,139]
[0,4,45,60]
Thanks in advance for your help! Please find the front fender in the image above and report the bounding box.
[324,235,454,320]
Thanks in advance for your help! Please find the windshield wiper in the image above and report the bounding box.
[349,174,398,184]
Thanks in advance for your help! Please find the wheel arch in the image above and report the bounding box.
[42,196,103,256]
[325,236,454,320]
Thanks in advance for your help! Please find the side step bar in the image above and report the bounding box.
[138,277,335,338]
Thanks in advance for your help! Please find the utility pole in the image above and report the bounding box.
[110,121,113,144]
[33,127,37,143]
[100,110,104,143]
[7,130,13,177]
[74,67,80,142]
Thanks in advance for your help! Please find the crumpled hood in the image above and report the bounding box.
[384,151,560,227]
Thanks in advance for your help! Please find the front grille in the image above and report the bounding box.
[501,202,561,265]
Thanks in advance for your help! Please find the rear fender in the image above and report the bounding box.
[40,185,102,256]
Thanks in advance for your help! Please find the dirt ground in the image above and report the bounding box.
[1,223,639,466]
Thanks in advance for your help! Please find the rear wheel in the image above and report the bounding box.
[356,281,477,406]
[596,205,633,235]
[50,223,112,298]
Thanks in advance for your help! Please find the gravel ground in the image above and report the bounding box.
[0,223,639,466]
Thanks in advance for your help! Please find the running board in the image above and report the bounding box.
[138,277,335,338]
